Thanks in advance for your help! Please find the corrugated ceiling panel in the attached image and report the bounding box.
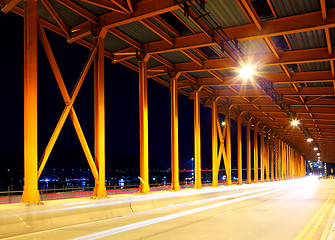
[308,82,334,87]
[73,0,110,15]
[147,17,177,38]
[82,35,94,45]
[287,30,326,50]
[126,57,138,67]
[326,0,335,8]
[159,51,192,63]
[47,0,87,28]
[179,75,188,80]
[271,0,320,17]
[259,65,283,74]
[204,0,250,28]
[116,22,162,44]
[104,31,131,53]
[158,74,171,83]
[173,9,203,34]
[300,62,330,71]
[188,49,206,61]
[36,1,57,26]
[211,86,230,90]
[239,39,270,56]
[211,45,229,58]
[274,83,291,88]
[330,27,335,46]
[183,87,193,93]
[147,57,163,69]
[189,71,214,78]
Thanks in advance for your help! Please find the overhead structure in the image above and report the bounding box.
[2,0,334,202]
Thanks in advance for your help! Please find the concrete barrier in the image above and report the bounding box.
[0,184,268,238]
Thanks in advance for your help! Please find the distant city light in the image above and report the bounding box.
[291,119,300,126]
[314,147,318,150]
[307,138,313,142]
[221,121,226,126]
[317,153,321,156]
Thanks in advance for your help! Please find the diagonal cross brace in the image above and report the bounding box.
[37,23,98,179]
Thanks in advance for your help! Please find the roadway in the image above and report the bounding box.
[3,177,335,240]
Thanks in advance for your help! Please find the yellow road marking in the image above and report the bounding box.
[296,181,335,240]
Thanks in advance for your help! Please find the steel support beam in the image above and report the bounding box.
[212,99,218,187]
[247,118,251,184]
[22,0,40,205]
[194,90,202,189]
[237,114,242,185]
[275,137,278,180]
[138,53,150,193]
[170,72,180,191]
[260,128,264,182]
[93,31,107,197]
[271,135,274,181]
[254,124,258,183]
[265,132,270,182]
[226,107,232,186]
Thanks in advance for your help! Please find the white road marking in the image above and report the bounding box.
[214,210,232,217]
[73,185,294,240]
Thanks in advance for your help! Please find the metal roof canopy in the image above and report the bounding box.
[1,0,335,163]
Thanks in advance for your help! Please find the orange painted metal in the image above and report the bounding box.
[237,114,242,185]
[226,108,232,186]
[138,54,150,193]
[37,23,98,180]
[36,43,98,180]
[22,0,40,204]
[1,0,21,13]
[270,135,274,181]
[254,124,258,183]
[247,118,251,184]
[194,90,202,189]
[260,127,264,182]
[93,34,107,197]
[170,72,180,191]
[212,100,218,187]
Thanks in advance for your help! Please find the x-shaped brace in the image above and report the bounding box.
[37,23,98,180]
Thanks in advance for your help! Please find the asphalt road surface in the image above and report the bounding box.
[4,177,335,240]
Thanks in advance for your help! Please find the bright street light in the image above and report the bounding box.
[307,138,313,142]
[317,153,321,156]
[239,65,254,79]
[314,147,318,151]
[291,119,300,126]
[221,121,226,126]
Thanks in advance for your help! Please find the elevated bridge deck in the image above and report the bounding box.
[1,178,335,240]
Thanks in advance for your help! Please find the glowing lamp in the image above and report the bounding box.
[291,119,299,126]
[239,65,254,79]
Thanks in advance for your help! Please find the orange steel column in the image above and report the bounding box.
[194,90,202,189]
[138,54,150,193]
[226,107,232,186]
[260,127,264,182]
[170,72,180,191]
[237,114,242,185]
[212,99,218,187]
[265,132,270,182]
[22,0,41,204]
[278,140,281,180]
[247,119,251,184]
[254,124,258,183]
[93,32,107,197]
[271,135,274,181]
[275,137,278,180]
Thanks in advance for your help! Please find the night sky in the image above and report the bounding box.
[0,11,241,177]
